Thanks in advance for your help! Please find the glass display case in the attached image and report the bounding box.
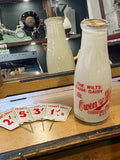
[0,0,119,98]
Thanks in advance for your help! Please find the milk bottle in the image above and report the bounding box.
[74,19,111,124]
[45,17,75,73]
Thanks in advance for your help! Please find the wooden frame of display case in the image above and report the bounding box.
[0,64,120,99]
[0,0,119,99]
[0,71,74,98]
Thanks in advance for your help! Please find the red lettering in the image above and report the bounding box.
[61,113,64,116]
[33,108,41,114]
[77,82,84,88]
[79,100,84,111]
[105,88,111,101]
[19,111,27,117]
[0,114,4,119]
[61,106,67,109]
[3,119,14,125]
[77,92,82,99]
[83,102,97,110]
[76,82,86,92]
[51,109,54,115]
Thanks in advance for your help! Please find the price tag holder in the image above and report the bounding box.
[0,103,72,131]
[0,110,19,130]
[45,104,72,121]
[13,107,33,124]
[28,103,46,121]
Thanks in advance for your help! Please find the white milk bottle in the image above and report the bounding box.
[74,19,111,124]
[44,17,75,73]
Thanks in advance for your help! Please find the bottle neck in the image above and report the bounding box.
[81,30,107,49]
[46,22,66,42]
[80,30,108,58]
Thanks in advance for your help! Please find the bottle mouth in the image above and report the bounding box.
[80,19,109,33]
[81,19,109,28]
[44,16,63,25]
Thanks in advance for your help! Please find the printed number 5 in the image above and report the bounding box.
[19,111,27,117]
[3,119,14,125]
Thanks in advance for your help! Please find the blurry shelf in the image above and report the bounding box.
[0,0,29,2]
[108,38,120,46]
[5,39,47,47]
[67,34,80,40]
[2,34,80,48]
[2,34,120,48]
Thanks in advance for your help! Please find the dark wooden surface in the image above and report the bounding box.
[1,124,120,160]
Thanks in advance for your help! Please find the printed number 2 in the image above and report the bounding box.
[3,119,14,125]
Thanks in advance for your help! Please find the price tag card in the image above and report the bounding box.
[45,104,72,121]
[13,107,33,124]
[0,110,19,130]
[28,103,47,121]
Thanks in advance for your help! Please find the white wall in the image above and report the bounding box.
[87,0,102,19]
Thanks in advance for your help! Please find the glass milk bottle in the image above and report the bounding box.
[74,19,111,124]
[44,17,75,73]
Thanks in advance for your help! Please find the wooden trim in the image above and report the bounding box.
[0,71,2,87]
[0,71,74,98]
[42,0,54,18]
[111,64,120,78]
[6,39,47,47]
[0,64,119,99]
[111,67,120,78]
[1,124,120,159]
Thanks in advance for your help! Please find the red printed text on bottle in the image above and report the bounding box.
[75,81,111,116]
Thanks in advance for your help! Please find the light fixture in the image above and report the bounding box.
[31,42,36,45]
[24,0,29,1]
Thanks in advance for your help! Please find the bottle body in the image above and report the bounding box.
[74,19,111,124]
[45,17,75,73]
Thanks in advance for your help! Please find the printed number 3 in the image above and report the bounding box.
[34,108,41,114]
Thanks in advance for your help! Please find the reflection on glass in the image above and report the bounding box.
[0,0,84,83]
[45,16,75,74]
[102,0,120,35]
[0,51,43,81]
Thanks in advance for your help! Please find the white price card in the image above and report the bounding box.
[0,110,19,130]
[13,107,33,124]
[28,103,47,121]
[45,104,72,121]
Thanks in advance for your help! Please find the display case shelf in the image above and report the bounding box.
[3,34,80,47]
[0,0,26,2]
[5,39,47,47]
[108,38,120,46]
